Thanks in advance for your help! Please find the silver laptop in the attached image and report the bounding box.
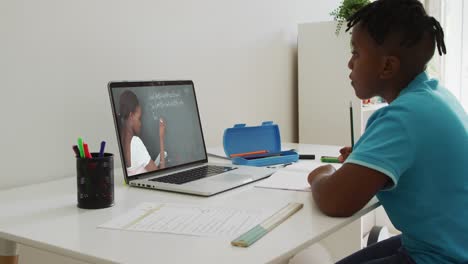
[108,80,274,196]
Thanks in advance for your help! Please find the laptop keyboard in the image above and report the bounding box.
[150,165,237,185]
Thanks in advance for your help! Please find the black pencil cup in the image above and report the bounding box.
[76,153,114,209]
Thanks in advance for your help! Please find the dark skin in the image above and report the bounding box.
[122,105,166,171]
[308,23,425,217]
[0,256,18,264]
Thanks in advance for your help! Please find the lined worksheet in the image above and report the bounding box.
[255,162,342,192]
[99,202,280,237]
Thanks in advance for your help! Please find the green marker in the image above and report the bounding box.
[320,156,340,163]
[77,137,85,158]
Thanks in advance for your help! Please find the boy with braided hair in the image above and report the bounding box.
[307,0,468,263]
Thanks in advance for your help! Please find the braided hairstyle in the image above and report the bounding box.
[346,0,446,59]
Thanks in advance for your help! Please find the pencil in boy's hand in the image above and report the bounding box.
[349,101,355,148]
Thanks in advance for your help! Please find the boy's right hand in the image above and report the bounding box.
[338,146,352,163]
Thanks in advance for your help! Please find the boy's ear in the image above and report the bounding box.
[380,56,400,79]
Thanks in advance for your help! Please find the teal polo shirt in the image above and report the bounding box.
[346,72,468,263]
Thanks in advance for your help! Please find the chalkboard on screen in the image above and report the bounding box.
[112,83,206,168]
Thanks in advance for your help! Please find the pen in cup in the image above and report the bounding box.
[77,137,85,158]
[99,141,106,157]
[72,145,80,157]
[83,143,92,158]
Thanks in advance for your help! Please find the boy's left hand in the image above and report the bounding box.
[308,165,336,185]
[339,146,352,163]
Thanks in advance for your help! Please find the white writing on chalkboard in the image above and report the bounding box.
[149,91,185,120]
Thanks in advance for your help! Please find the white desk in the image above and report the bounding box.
[0,144,379,264]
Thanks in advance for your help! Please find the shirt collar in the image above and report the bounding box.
[399,71,431,96]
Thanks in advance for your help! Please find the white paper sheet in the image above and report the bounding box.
[98,202,279,237]
[255,162,342,192]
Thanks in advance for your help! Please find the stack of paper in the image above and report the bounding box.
[255,162,342,192]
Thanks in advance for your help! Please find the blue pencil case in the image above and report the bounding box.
[223,121,299,166]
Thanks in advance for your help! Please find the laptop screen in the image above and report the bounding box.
[108,80,208,178]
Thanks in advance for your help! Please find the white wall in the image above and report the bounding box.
[0,0,339,190]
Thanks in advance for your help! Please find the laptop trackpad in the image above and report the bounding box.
[211,173,253,184]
